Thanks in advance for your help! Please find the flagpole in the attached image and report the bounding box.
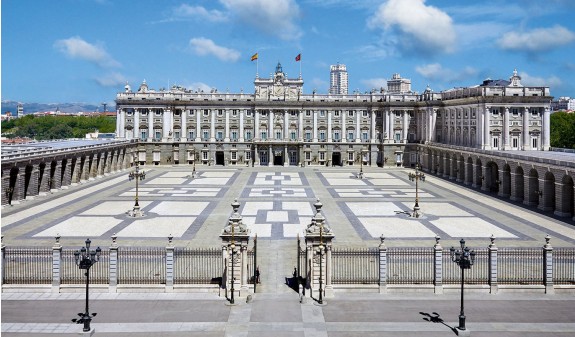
[256,53,259,78]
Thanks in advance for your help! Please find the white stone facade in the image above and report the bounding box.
[115,68,551,167]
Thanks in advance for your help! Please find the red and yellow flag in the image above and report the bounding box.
[295,53,301,62]
[251,53,258,61]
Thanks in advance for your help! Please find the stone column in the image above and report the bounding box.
[220,199,250,299]
[52,235,62,293]
[26,166,39,200]
[62,160,72,187]
[327,111,332,142]
[224,109,230,142]
[254,110,260,140]
[109,234,118,293]
[52,162,62,191]
[503,107,510,150]
[371,110,377,143]
[269,110,274,139]
[356,109,361,143]
[488,235,498,294]
[181,109,187,142]
[313,110,318,142]
[284,110,289,140]
[116,108,123,138]
[483,107,491,150]
[433,235,443,294]
[522,107,530,150]
[543,235,554,294]
[378,236,387,293]
[481,165,490,192]
[148,109,153,141]
[341,110,346,142]
[543,106,551,150]
[210,110,216,141]
[239,110,245,142]
[195,109,201,142]
[166,235,174,292]
[402,110,408,143]
[134,109,140,141]
[385,109,391,143]
[510,172,519,201]
[298,109,304,141]
[304,199,334,299]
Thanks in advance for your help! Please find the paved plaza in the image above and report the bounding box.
[2,165,574,248]
[2,165,574,336]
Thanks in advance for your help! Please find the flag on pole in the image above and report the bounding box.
[295,53,301,62]
[251,53,258,61]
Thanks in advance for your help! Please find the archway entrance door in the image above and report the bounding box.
[332,152,342,166]
[215,151,225,166]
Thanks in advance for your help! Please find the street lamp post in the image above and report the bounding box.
[73,239,101,332]
[450,239,476,331]
[127,154,146,217]
[408,163,425,218]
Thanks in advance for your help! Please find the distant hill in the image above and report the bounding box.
[1,101,112,115]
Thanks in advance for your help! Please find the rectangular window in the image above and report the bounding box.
[334,131,340,141]
[188,131,195,139]
[305,131,311,141]
[363,110,368,117]
[334,110,340,117]
[155,131,162,140]
[202,130,209,140]
[189,110,195,116]
[319,152,325,160]
[216,131,223,140]
[276,131,282,139]
[348,152,354,161]
[320,110,326,117]
[305,110,311,117]
[532,137,538,149]
[203,110,209,117]
[512,137,519,148]
[231,152,237,160]
[305,152,311,160]
[140,130,147,140]
[492,136,499,149]
[218,110,224,116]
[246,111,252,117]
[245,130,252,140]
[232,110,238,116]
[348,131,354,140]
[290,111,297,117]
[395,132,401,142]
[174,131,180,139]
[231,131,238,140]
[290,130,297,140]
[202,151,208,160]
[245,151,251,160]
[362,132,369,141]
[348,110,354,117]
[319,130,326,141]
[261,131,267,140]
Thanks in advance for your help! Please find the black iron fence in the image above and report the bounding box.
[3,247,52,284]
[443,248,489,285]
[388,247,434,285]
[553,248,575,285]
[118,247,166,284]
[332,247,379,284]
[174,247,222,285]
[61,249,110,285]
[498,248,543,285]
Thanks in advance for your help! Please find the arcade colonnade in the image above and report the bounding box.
[421,144,575,221]
[1,141,137,206]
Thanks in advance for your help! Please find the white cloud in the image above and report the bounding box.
[54,36,120,68]
[187,82,213,93]
[497,25,575,52]
[220,0,302,40]
[189,37,241,62]
[360,78,387,91]
[416,63,478,83]
[172,4,228,22]
[520,72,562,88]
[95,72,126,87]
[367,0,456,55]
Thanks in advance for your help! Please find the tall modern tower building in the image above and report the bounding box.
[329,63,348,94]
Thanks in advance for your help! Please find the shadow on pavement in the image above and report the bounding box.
[420,311,457,335]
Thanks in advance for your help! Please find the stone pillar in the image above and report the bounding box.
[313,110,318,142]
[224,109,230,142]
[481,165,490,192]
[52,162,62,191]
[371,109,377,143]
[522,107,530,150]
[239,110,244,142]
[210,109,216,141]
[434,235,443,294]
[220,199,250,299]
[62,160,72,188]
[26,166,39,200]
[510,172,519,201]
[304,199,334,299]
[327,111,332,142]
[402,110,408,143]
[472,163,480,188]
[71,158,81,185]
[378,235,387,293]
[195,109,201,142]
[543,106,551,150]
[181,109,187,142]
[166,235,174,292]
[385,109,391,143]
[109,234,118,293]
[488,235,498,294]
[483,107,491,150]
[543,235,554,294]
[503,107,510,150]
[284,110,289,140]
[254,110,260,140]
[52,235,62,293]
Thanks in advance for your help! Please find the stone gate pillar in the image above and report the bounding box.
[304,199,335,299]
[220,199,250,299]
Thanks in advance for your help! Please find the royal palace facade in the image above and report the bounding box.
[114,64,551,167]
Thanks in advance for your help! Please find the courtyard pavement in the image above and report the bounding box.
[1,165,574,336]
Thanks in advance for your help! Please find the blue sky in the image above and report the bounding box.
[3,0,575,107]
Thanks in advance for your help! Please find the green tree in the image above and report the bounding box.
[1,115,116,140]
[550,111,575,149]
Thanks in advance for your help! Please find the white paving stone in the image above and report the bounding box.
[326,178,368,186]
[242,202,273,215]
[283,202,314,216]
[81,201,152,215]
[370,179,410,186]
[189,178,231,185]
[34,217,123,237]
[346,202,400,216]
[430,217,517,238]
[243,217,272,237]
[360,217,437,238]
[283,219,308,237]
[267,211,289,222]
[405,202,473,217]
[146,177,187,185]
[117,217,195,237]
[149,201,209,216]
